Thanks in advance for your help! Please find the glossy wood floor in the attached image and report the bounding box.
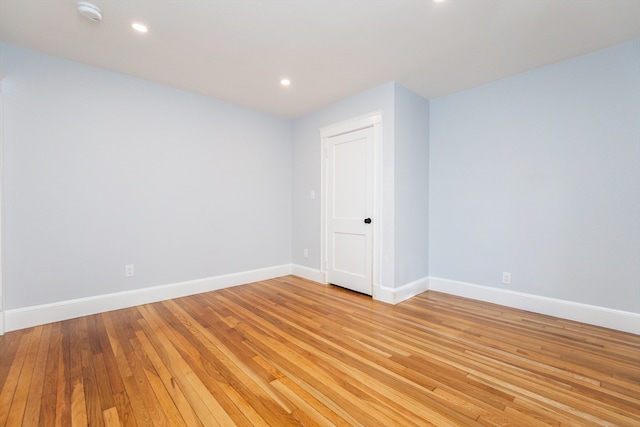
[1,276,639,426]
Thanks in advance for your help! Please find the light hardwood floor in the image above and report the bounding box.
[1,275,639,426]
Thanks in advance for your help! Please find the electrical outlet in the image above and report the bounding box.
[502,272,511,285]
[303,249,309,258]
[125,264,135,277]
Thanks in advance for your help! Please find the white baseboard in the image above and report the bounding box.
[5,264,292,332]
[291,264,325,283]
[374,276,430,304]
[7,268,636,336]
[290,266,430,305]
[429,277,640,335]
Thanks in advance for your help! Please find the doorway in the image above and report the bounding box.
[320,112,382,296]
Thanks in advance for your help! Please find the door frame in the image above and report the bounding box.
[0,77,4,335]
[320,111,383,293]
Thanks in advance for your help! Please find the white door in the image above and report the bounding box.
[325,127,374,295]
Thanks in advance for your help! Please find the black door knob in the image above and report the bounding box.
[364,218,372,224]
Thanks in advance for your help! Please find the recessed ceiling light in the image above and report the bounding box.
[132,22,148,33]
[433,0,447,3]
[280,79,291,86]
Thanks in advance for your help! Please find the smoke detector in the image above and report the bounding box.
[77,2,102,22]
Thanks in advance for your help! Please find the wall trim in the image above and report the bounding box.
[291,264,325,283]
[289,266,431,306]
[374,276,429,305]
[5,264,292,332]
[7,269,636,335]
[0,83,4,336]
[429,277,640,335]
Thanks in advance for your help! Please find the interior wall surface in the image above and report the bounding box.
[429,39,640,313]
[0,43,293,310]
[393,84,430,287]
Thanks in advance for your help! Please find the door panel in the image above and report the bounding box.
[333,232,367,275]
[326,127,373,295]
[333,138,366,218]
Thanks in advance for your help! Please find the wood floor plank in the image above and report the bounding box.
[4,325,44,426]
[54,321,72,427]
[0,329,24,398]
[133,327,201,427]
[69,318,88,427]
[103,406,123,427]
[81,317,106,427]
[21,323,52,426]
[99,312,140,427]
[148,301,258,426]
[38,322,62,427]
[135,304,232,426]
[1,275,639,426]
[108,308,156,427]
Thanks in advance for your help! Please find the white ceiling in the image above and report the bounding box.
[1,0,639,118]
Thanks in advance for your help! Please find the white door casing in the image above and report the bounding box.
[321,112,382,296]
[0,78,4,335]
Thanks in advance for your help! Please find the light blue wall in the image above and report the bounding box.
[429,40,640,312]
[394,84,429,286]
[291,82,396,286]
[3,38,637,316]
[0,43,293,310]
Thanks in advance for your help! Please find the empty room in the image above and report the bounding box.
[0,0,639,426]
